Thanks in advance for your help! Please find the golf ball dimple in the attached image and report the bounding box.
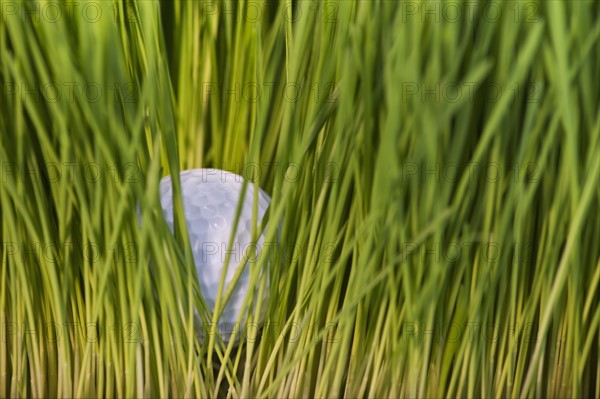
[159,168,271,342]
[201,204,216,217]
[209,216,226,232]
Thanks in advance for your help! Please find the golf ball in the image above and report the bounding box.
[159,168,271,342]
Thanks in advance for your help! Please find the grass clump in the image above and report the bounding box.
[1,0,599,397]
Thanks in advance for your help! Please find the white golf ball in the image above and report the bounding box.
[159,168,271,342]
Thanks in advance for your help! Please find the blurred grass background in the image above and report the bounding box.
[1,0,599,397]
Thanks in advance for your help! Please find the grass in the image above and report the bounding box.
[1,0,599,397]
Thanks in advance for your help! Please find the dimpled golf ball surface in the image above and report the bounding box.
[159,169,271,342]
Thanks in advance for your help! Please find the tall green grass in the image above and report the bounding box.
[1,0,599,397]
